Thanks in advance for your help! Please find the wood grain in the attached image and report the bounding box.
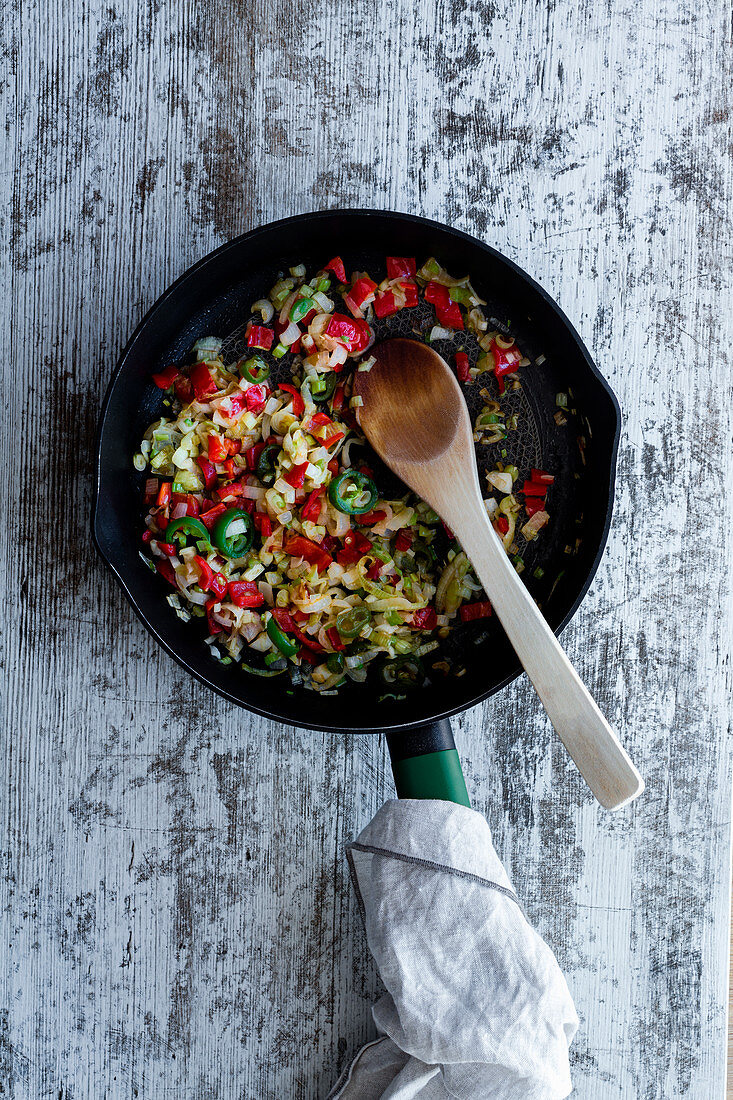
[1,0,731,1095]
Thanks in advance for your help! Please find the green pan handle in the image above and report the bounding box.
[386,720,470,807]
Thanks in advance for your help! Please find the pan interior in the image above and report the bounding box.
[94,212,619,732]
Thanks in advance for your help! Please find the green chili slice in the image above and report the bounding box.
[290,296,316,323]
[166,516,211,548]
[239,354,270,383]
[336,606,371,638]
[212,508,254,558]
[242,663,286,678]
[256,444,280,485]
[266,617,298,657]
[379,655,425,689]
[328,470,378,515]
[311,373,338,403]
[326,651,345,674]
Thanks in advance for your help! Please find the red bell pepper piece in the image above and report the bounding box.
[336,530,372,566]
[455,352,471,382]
[246,442,265,470]
[244,384,267,414]
[366,561,382,581]
[327,458,340,477]
[326,626,345,651]
[491,338,520,395]
[386,256,417,278]
[190,362,218,400]
[522,481,549,498]
[171,492,200,516]
[196,456,217,490]
[298,646,319,665]
[156,542,176,557]
[222,459,236,479]
[351,319,372,354]
[252,512,273,537]
[530,469,555,484]
[325,313,361,350]
[152,364,179,389]
[524,498,546,517]
[285,534,332,571]
[284,461,309,488]
[394,529,413,552]
[425,281,450,308]
[224,438,242,456]
[157,482,172,507]
[174,376,194,405]
[208,571,228,599]
[219,391,248,419]
[442,521,455,540]
[350,277,378,308]
[155,559,177,587]
[199,503,227,529]
[192,555,214,591]
[331,385,345,412]
[373,290,399,318]
[357,510,387,525]
[496,516,509,535]
[301,488,324,523]
[324,256,347,284]
[292,627,324,652]
[142,529,153,544]
[410,607,437,630]
[308,411,333,428]
[459,601,492,622]
[227,580,264,608]
[205,598,223,635]
[436,299,464,330]
[208,434,228,463]
[246,323,274,350]
[271,607,296,632]
[278,382,304,417]
[400,281,418,307]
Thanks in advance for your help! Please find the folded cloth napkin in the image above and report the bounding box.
[329,800,578,1100]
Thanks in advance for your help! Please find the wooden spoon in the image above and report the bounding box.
[353,338,644,810]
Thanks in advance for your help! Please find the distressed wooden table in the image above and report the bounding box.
[2,0,731,1096]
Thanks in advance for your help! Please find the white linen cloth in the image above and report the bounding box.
[329,800,578,1100]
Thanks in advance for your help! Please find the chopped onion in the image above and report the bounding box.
[241,484,265,501]
[429,325,452,341]
[171,502,188,519]
[251,298,274,323]
[280,321,301,347]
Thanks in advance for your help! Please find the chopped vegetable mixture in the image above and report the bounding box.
[136,255,552,695]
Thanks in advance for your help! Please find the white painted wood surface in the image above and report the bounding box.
[2,0,731,1096]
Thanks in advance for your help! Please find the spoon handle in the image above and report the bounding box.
[455,497,644,810]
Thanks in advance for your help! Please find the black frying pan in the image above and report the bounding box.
[92,210,620,797]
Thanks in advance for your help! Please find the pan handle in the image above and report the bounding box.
[386,720,470,806]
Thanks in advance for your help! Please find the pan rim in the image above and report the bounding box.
[91,208,621,734]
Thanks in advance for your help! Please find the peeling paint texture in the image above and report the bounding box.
[1,0,732,1096]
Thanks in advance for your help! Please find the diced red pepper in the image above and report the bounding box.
[278,382,304,417]
[425,281,450,308]
[205,598,223,636]
[224,438,242,456]
[252,512,273,537]
[171,492,200,516]
[459,601,493,623]
[190,362,218,400]
[222,459,236,479]
[325,313,361,350]
[496,516,509,535]
[155,559,177,587]
[192,555,213,591]
[174,376,194,405]
[350,277,378,308]
[324,256,347,284]
[285,534,333,571]
[366,561,382,581]
[336,529,372,566]
[227,580,264,608]
[524,498,546,518]
[142,529,153,544]
[530,468,555,484]
[298,647,319,665]
[199,503,227,529]
[284,461,309,488]
[358,510,387,525]
[156,542,176,556]
[152,364,179,389]
[394,529,413,552]
[271,608,296,632]
[436,299,464,330]
[455,352,471,382]
[351,318,372,354]
[326,626,345,652]
[491,338,520,395]
[208,434,228,463]
[292,627,324,652]
[442,521,455,540]
[244,384,267,414]
[196,456,217,490]
[327,458,340,477]
[208,572,228,599]
[522,480,549,498]
[218,391,246,419]
[157,482,172,507]
[301,488,324,523]
[410,607,437,630]
[246,323,274,350]
[386,256,417,279]
[400,281,419,307]
[373,290,399,318]
[246,442,265,471]
[332,385,345,412]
